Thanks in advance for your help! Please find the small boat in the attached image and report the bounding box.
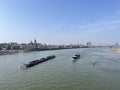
[92,60,96,65]
[21,55,55,68]
[71,54,80,60]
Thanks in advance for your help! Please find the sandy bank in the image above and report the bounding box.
[108,48,120,53]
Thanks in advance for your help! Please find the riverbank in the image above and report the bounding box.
[0,50,24,55]
[108,48,120,53]
[0,47,93,55]
[114,48,120,53]
[0,47,82,55]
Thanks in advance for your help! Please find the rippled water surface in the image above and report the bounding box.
[0,48,120,90]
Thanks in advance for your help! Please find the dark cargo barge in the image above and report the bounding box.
[21,55,55,68]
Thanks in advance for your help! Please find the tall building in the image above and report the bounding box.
[87,42,92,48]
[34,38,37,44]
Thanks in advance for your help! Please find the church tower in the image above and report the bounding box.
[34,38,37,44]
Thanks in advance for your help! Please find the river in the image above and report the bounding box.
[0,48,120,90]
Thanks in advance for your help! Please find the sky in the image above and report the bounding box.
[0,0,120,44]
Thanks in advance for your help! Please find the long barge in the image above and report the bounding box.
[21,55,55,68]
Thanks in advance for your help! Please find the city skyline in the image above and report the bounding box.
[0,0,120,44]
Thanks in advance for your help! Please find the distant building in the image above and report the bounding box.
[0,44,1,50]
[37,43,44,49]
[114,43,119,48]
[20,39,38,50]
[87,42,92,48]
[34,38,37,44]
[0,43,11,50]
[1,47,7,51]
[10,42,21,50]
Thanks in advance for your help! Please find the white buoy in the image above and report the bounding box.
[92,60,96,65]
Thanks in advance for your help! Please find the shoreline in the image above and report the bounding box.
[0,50,24,55]
[114,48,120,53]
[0,48,81,55]
[0,47,110,55]
[108,48,120,53]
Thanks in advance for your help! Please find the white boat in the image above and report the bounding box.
[71,54,80,60]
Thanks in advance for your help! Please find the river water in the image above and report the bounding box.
[0,48,120,90]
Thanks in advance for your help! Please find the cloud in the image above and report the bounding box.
[75,11,120,44]
[78,16,120,36]
[79,19,120,31]
[78,8,120,34]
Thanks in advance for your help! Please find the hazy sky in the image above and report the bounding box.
[0,0,120,44]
